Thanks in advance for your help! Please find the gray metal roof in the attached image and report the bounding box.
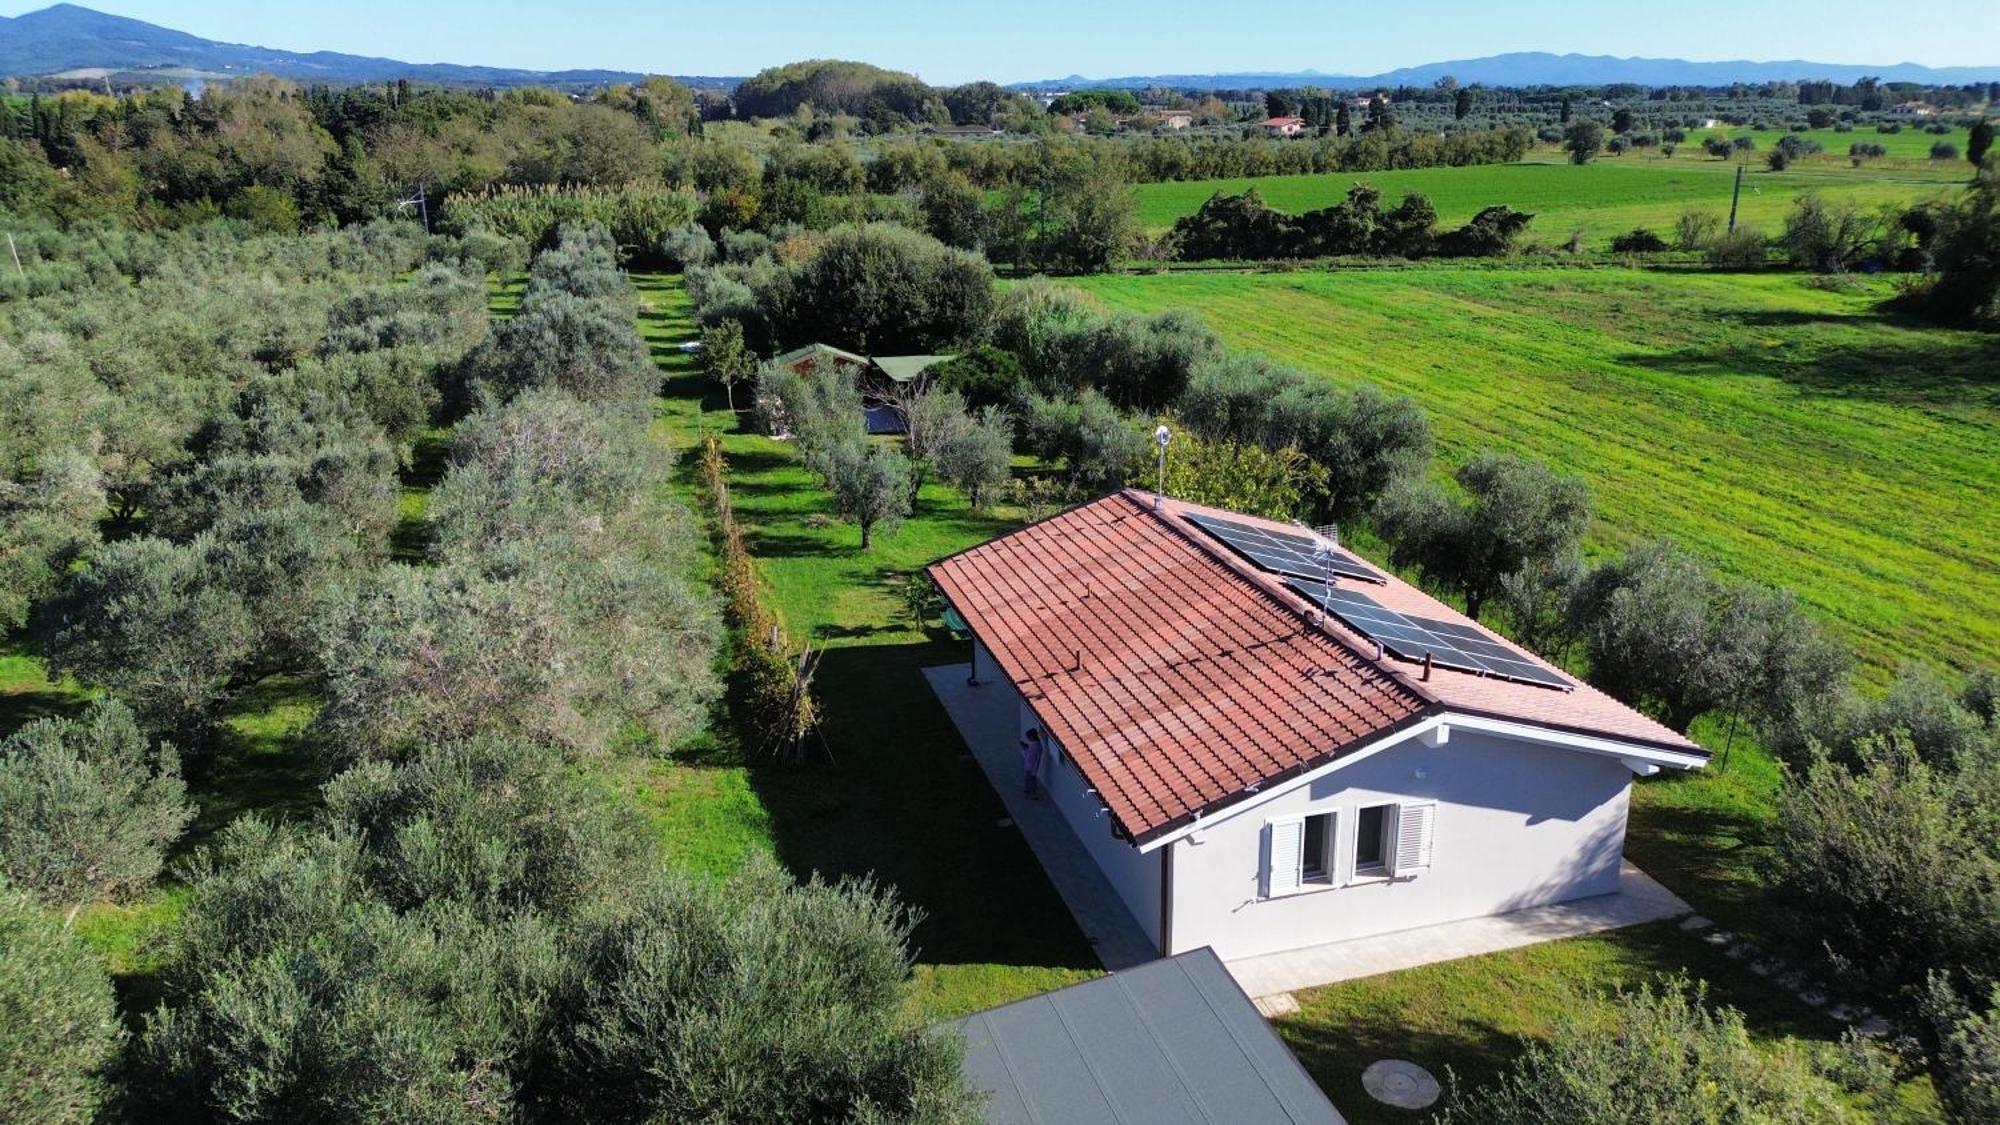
[951,948,1344,1125]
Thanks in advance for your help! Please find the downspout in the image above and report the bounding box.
[1158,839,1175,957]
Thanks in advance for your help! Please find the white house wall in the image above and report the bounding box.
[1165,729,1632,961]
[977,642,1162,948]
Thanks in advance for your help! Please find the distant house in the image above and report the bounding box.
[768,344,956,435]
[929,490,1707,964]
[1155,109,1194,130]
[926,123,1003,137]
[1261,115,1307,137]
[952,948,1343,1124]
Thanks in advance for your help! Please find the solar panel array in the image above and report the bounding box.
[1185,513,1385,585]
[1284,577,1571,690]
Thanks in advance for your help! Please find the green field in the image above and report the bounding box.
[1133,152,1967,245]
[1070,267,1999,678]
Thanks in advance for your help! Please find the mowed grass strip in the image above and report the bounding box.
[1133,155,1965,243]
[1071,267,2000,678]
[632,273,1103,1019]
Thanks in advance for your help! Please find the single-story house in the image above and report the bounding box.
[1155,109,1195,130]
[952,947,1343,1124]
[928,490,1707,963]
[770,344,957,435]
[1261,115,1307,137]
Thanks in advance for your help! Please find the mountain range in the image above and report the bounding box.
[2,5,1996,92]
[1016,53,2000,91]
[0,4,732,88]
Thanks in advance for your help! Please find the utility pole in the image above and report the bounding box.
[1727,163,1744,233]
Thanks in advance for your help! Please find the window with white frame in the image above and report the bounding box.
[1264,801,1436,897]
[1354,803,1392,876]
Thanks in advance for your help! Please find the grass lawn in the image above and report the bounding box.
[1071,266,2000,679]
[633,272,1102,1018]
[1132,151,1967,245]
[1276,918,1936,1123]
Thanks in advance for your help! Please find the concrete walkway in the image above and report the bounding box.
[923,664,1158,971]
[1225,861,1691,998]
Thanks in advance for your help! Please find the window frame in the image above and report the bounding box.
[1352,802,1395,878]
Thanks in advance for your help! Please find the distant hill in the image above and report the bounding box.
[1013,52,2000,91]
[0,3,737,89]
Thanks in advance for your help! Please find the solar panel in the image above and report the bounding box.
[1185,513,1386,585]
[1286,579,1571,690]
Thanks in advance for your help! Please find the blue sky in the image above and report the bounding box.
[10,1,1999,84]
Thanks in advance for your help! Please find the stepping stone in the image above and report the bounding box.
[1858,1015,1892,1037]
[1254,992,1300,1018]
[1750,959,1782,977]
[1701,928,1734,947]
[1679,914,1714,931]
[1724,941,1757,960]
[1827,1004,1859,1022]
[1362,1060,1441,1110]
[1799,989,1828,1007]
[1777,970,1810,991]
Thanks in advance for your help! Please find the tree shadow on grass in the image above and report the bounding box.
[737,637,1099,974]
[1623,305,2000,407]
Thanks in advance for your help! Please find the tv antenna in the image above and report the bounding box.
[398,183,431,233]
[1152,425,1172,512]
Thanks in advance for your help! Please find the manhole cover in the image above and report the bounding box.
[1361,1059,1440,1109]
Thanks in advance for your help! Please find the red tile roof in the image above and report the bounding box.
[930,490,1704,844]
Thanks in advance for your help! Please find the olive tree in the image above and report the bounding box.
[1767,742,2000,1022]
[1563,120,1605,164]
[1567,540,1843,734]
[0,700,194,916]
[1438,978,1857,1123]
[821,438,913,549]
[0,884,122,1124]
[37,536,258,746]
[1927,979,2000,1124]
[1375,452,1590,621]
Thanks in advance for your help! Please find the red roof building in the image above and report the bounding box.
[930,490,1706,963]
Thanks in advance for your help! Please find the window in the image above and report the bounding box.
[1264,810,1334,898]
[1301,812,1333,885]
[1354,804,1391,874]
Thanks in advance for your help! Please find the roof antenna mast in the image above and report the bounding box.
[1152,425,1172,512]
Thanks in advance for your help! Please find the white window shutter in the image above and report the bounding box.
[1392,802,1435,876]
[1264,817,1306,898]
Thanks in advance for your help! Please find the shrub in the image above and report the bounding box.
[931,344,1029,411]
[0,884,121,1124]
[1934,141,1963,162]
[0,700,194,913]
[1782,193,1882,272]
[1437,978,1856,1123]
[1435,205,1535,257]
[1611,228,1669,253]
[1673,209,1720,250]
[1704,225,1768,267]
